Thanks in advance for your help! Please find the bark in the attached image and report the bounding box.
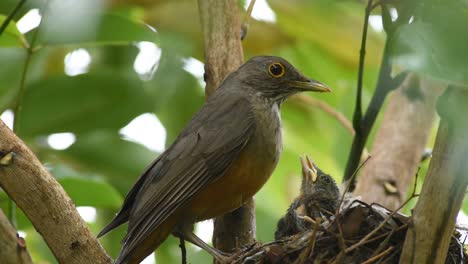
[198,0,256,255]
[400,87,468,263]
[0,120,112,264]
[198,0,244,98]
[0,209,32,264]
[354,75,444,210]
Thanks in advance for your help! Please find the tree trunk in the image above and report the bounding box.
[354,75,444,210]
[0,209,33,264]
[198,0,256,257]
[0,120,112,264]
[400,87,468,263]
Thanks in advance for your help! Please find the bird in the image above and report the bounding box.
[97,56,331,264]
[275,155,340,240]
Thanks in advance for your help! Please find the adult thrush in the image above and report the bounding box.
[275,155,340,240]
[98,56,331,263]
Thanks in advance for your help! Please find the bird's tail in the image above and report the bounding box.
[114,215,177,264]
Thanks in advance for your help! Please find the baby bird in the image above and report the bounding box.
[275,155,340,239]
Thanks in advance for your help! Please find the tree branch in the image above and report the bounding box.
[400,87,468,263]
[198,0,256,258]
[0,209,32,264]
[0,120,112,264]
[198,0,244,98]
[343,4,406,186]
[354,74,444,210]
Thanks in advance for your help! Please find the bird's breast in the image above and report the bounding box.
[185,101,283,222]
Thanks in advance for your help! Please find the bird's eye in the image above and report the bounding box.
[268,63,285,78]
[321,176,331,185]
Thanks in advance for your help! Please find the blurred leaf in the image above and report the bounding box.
[60,130,156,194]
[0,15,28,47]
[40,0,157,46]
[18,72,152,137]
[0,48,25,109]
[270,0,384,67]
[59,177,122,208]
[390,1,468,85]
[147,32,204,144]
[55,174,123,208]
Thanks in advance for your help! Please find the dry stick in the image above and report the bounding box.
[345,171,420,253]
[292,95,355,136]
[240,0,256,40]
[361,223,407,245]
[0,0,27,36]
[361,246,394,264]
[300,218,321,262]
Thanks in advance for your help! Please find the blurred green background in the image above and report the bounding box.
[0,0,466,263]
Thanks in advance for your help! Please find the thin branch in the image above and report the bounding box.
[361,246,394,264]
[298,218,320,262]
[343,3,403,185]
[345,195,416,253]
[352,0,373,135]
[0,121,112,263]
[240,0,256,40]
[179,237,187,264]
[0,209,32,264]
[345,171,420,253]
[292,94,355,136]
[0,0,27,36]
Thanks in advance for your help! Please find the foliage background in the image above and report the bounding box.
[0,0,466,263]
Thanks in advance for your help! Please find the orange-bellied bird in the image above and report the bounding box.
[98,56,331,264]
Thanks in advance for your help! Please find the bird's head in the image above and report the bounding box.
[233,56,331,103]
[300,155,340,200]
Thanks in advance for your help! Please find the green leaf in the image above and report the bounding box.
[0,14,28,48]
[146,32,204,144]
[60,131,157,194]
[18,72,153,137]
[39,10,157,46]
[59,177,122,208]
[390,2,468,85]
[52,166,124,208]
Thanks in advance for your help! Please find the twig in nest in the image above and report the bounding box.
[363,223,407,245]
[336,155,372,216]
[298,218,321,262]
[361,246,394,264]
[345,190,418,253]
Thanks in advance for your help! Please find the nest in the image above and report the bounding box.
[232,200,467,264]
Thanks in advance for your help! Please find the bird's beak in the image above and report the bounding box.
[289,79,332,93]
[301,155,318,183]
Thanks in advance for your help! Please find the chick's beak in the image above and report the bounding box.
[288,79,332,93]
[301,155,318,183]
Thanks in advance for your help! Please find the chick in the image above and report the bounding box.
[275,155,340,239]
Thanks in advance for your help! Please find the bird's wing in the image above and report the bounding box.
[121,94,256,254]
